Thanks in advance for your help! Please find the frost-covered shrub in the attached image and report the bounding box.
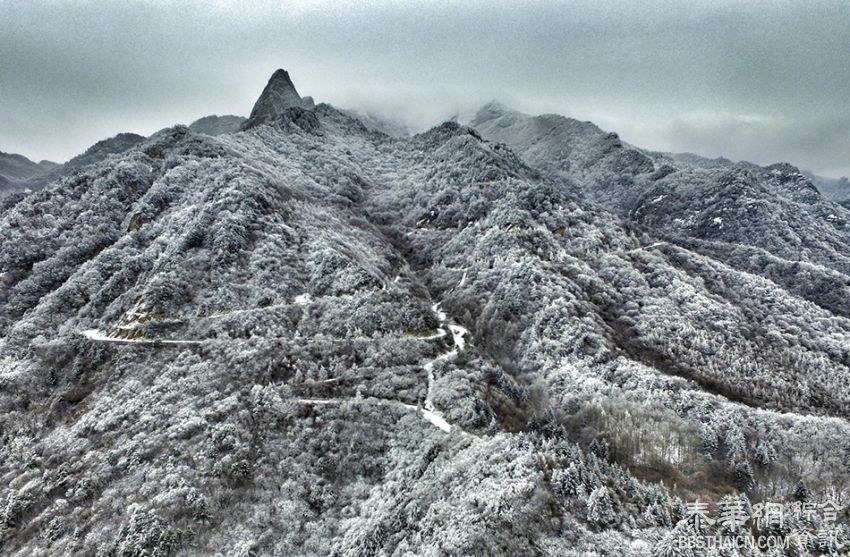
[96,509,183,557]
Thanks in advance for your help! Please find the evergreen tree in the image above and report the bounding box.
[586,486,615,527]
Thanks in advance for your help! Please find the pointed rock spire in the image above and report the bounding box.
[244,69,313,128]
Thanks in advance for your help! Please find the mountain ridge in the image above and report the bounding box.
[0,151,58,193]
[1,69,848,556]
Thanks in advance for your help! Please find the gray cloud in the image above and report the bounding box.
[659,112,850,177]
[1,0,848,176]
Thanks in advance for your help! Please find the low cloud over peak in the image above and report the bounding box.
[1,0,848,177]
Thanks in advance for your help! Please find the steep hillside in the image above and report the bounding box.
[470,104,850,320]
[61,133,147,173]
[2,134,148,203]
[1,71,848,556]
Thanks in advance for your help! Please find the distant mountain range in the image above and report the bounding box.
[0,151,58,192]
[1,133,145,199]
[805,171,850,204]
[1,69,848,556]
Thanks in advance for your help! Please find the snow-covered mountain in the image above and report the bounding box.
[1,70,848,556]
[471,103,850,319]
[1,134,146,205]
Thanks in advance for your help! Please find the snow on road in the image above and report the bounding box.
[421,301,468,425]
[418,328,448,341]
[294,293,313,305]
[298,300,471,435]
[80,329,201,345]
[431,302,447,323]
[625,242,667,254]
[81,301,203,345]
[402,403,452,432]
[298,398,453,433]
[449,324,468,351]
[89,296,474,434]
[420,409,452,432]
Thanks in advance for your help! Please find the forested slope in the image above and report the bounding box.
[471,104,850,321]
[0,71,847,556]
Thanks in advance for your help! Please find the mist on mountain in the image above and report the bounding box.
[1,69,848,556]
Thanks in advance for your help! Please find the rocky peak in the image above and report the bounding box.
[244,69,313,129]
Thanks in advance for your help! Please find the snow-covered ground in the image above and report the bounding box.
[294,293,314,305]
[449,324,467,351]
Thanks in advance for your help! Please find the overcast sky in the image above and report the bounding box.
[1,0,848,177]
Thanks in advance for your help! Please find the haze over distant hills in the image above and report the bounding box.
[0,152,58,193]
[1,69,848,555]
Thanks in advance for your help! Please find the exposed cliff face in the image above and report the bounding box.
[243,69,315,129]
[1,70,848,556]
